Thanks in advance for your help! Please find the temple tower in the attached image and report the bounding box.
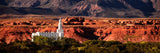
[57,18,64,39]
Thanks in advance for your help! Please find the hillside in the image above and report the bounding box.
[0,15,160,43]
[0,0,160,18]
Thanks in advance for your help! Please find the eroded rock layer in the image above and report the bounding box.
[0,16,160,43]
[0,0,160,17]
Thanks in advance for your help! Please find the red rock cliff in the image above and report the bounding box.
[0,17,160,43]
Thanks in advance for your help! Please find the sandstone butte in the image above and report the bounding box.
[0,16,160,44]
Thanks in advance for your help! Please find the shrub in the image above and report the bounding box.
[33,36,53,46]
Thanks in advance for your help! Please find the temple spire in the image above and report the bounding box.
[57,18,64,33]
[58,18,62,30]
[57,18,64,40]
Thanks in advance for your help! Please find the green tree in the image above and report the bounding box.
[33,36,53,46]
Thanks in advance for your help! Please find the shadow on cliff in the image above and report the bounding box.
[97,0,127,9]
[74,26,99,40]
[125,0,156,17]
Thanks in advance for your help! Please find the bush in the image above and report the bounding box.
[1,37,160,53]
[33,36,53,46]
[83,40,122,47]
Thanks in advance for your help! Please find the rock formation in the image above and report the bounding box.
[0,0,160,17]
[0,16,160,43]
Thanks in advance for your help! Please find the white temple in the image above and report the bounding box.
[31,18,64,42]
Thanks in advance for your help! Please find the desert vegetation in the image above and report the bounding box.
[0,37,160,53]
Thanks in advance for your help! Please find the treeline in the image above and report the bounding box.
[0,36,160,53]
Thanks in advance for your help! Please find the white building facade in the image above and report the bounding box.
[31,18,64,42]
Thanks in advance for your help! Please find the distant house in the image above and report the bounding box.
[31,18,64,42]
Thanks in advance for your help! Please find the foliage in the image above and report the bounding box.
[0,37,160,53]
[33,36,53,46]
[83,40,122,47]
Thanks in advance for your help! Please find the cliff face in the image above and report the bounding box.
[0,0,160,17]
[0,16,160,43]
[100,26,160,42]
[151,0,160,11]
[0,24,159,44]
